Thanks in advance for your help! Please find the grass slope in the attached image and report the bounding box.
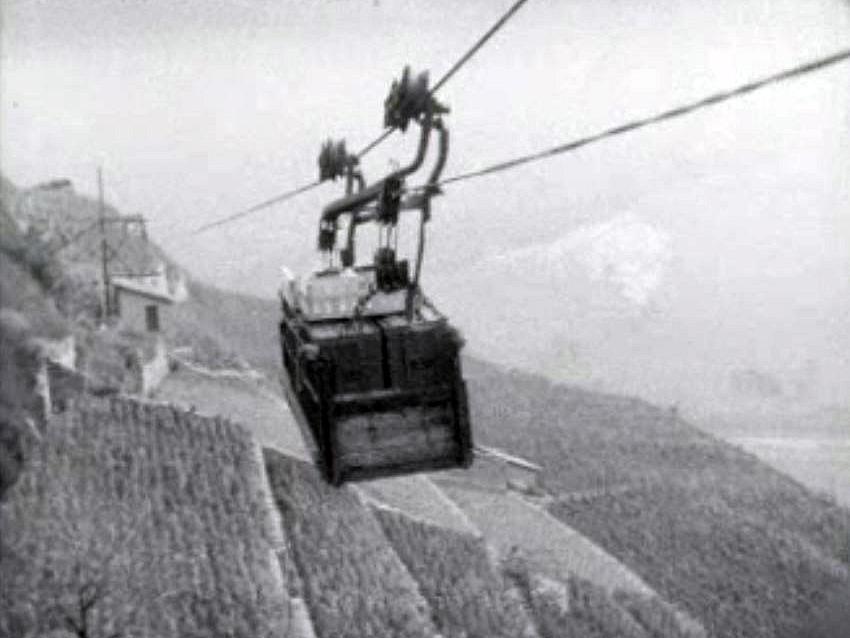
[373,502,703,638]
[463,358,850,638]
[373,504,539,638]
[0,253,68,340]
[436,483,652,596]
[0,200,68,340]
[167,280,281,374]
[155,367,310,458]
[504,555,702,638]
[263,450,437,638]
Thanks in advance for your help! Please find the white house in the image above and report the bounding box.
[112,273,174,334]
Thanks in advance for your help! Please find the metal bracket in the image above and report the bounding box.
[384,66,449,131]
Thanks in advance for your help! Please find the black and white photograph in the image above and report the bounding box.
[1,1,849,636]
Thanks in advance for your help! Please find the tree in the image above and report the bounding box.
[0,310,43,500]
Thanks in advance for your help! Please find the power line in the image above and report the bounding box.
[192,180,322,235]
[356,0,532,160]
[435,46,850,188]
[98,167,110,318]
[43,168,154,320]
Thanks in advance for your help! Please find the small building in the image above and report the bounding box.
[112,275,174,334]
[474,444,546,496]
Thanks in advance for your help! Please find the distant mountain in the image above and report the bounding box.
[431,213,680,394]
[482,212,673,306]
[429,209,850,439]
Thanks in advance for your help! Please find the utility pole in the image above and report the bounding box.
[49,168,153,321]
[97,167,111,322]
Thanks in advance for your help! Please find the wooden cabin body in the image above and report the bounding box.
[279,268,472,484]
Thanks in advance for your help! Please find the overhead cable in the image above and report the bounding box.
[436,47,850,187]
[355,0,532,159]
[191,0,533,234]
[193,180,322,235]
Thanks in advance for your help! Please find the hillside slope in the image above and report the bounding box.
[0,191,69,340]
[372,503,540,638]
[148,279,850,638]
[154,366,310,460]
[155,353,703,637]
[0,397,289,638]
[462,358,850,638]
[263,449,702,638]
[436,483,652,597]
[4,170,847,637]
[263,450,438,638]
[1,174,266,377]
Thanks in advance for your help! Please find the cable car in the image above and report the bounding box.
[279,68,473,485]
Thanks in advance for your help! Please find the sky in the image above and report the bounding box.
[2,0,849,422]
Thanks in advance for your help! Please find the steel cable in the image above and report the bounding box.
[435,47,850,188]
[355,0,532,159]
[191,0,533,234]
[192,180,322,235]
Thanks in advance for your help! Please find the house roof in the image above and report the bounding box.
[112,277,174,304]
[474,444,542,473]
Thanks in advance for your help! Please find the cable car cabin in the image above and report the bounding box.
[279,71,472,484]
[279,263,472,485]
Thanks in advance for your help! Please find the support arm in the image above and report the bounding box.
[321,110,434,224]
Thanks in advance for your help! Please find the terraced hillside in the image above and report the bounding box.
[356,474,479,534]
[263,448,698,638]
[436,482,652,597]
[263,450,438,638]
[463,359,850,638]
[155,342,848,638]
[155,365,310,460]
[3,366,704,638]
[156,362,703,637]
[0,397,289,638]
[373,499,705,638]
[6,321,845,637]
[372,504,539,638]
[504,555,704,638]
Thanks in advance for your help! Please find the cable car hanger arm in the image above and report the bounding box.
[321,108,435,223]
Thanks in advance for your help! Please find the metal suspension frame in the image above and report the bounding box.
[317,107,449,320]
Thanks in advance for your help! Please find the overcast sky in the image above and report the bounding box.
[3,0,849,412]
